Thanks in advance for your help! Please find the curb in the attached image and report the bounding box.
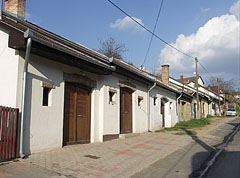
[197,123,240,178]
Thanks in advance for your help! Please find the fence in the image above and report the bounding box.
[0,106,19,162]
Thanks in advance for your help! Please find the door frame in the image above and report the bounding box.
[120,87,133,134]
[63,82,92,146]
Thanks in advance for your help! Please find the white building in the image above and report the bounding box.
[0,1,180,156]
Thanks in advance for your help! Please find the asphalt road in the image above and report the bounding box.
[205,122,240,178]
[131,118,240,178]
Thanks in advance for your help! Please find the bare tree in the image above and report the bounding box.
[98,37,127,59]
[151,66,161,77]
[207,77,235,94]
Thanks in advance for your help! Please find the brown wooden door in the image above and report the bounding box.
[161,101,165,127]
[63,82,91,145]
[120,88,132,134]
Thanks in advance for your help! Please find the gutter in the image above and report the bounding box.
[147,82,157,131]
[24,29,115,72]
[20,31,32,158]
[109,57,155,83]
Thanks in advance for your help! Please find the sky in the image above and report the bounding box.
[18,0,240,87]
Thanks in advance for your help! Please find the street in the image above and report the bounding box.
[131,118,240,178]
[205,122,240,178]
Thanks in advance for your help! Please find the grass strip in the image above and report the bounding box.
[156,118,210,132]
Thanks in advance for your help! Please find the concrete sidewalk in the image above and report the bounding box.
[0,117,236,178]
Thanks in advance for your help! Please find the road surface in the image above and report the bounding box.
[131,118,240,178]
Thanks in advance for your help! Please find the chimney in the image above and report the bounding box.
[5,0,26,18]
[140,65,144,71]
[161,65,169,84]
[180,75,184,84]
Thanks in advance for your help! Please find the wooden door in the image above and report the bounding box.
[161,101,165,127]
[194,103,196,119]
[120,88,132,134]
[63,82,91,145]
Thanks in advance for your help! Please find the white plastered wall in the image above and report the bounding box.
[101,74,149,136]
[17,52,103,154]
[0,28,19,108]
[150,86,177,130]
[132,82,148,133]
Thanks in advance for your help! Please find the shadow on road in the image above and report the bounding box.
[186,118,240,178]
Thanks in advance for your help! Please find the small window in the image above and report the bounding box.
[42,81,54,107]
[153,96,157,106]
[138,96,143,107]
[170,102,173,110]
[109,88,117,105]
[42,87,51,106]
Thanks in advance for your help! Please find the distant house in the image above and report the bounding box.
[176,76,225,117]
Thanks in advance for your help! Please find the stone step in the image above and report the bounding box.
[119,133,140,139]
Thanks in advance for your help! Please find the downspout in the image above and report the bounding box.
[176,84,184,120]
[147,82,156,131]
[20,35,32,158]
[176,92,183,117]
[0,0,3,20]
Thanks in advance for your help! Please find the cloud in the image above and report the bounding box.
[110,16,144,32]
[159,0,240,82]
[230,0,240,20]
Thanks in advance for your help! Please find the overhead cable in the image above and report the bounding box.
[143,0,164,66]
[198,60,216,79]
[106,0,194,59]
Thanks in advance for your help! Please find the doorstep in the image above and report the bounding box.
[119,133,140,139]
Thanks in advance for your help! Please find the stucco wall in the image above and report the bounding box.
[132,82,148,133]
[0,28,19,108]
[150,86,177,130]
[102,74,149,136]
[201,100,209,118]
[17,52,103,154]
[101,75,120,136]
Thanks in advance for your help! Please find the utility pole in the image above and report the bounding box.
[217,78,221,116]
[195,57,200,119]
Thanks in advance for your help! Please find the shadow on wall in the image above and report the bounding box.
[22,73,32,156]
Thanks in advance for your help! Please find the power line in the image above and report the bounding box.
[143,0,164,66]
[198,60,221,84]
[198,61,215,78]
[107,0,224,84]
[106,0,194,59]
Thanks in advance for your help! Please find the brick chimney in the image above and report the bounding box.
[5,0,26,18]
[161,65,169,84]
[180,75,184,84]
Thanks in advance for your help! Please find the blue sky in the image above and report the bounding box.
[24,0,239,87]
